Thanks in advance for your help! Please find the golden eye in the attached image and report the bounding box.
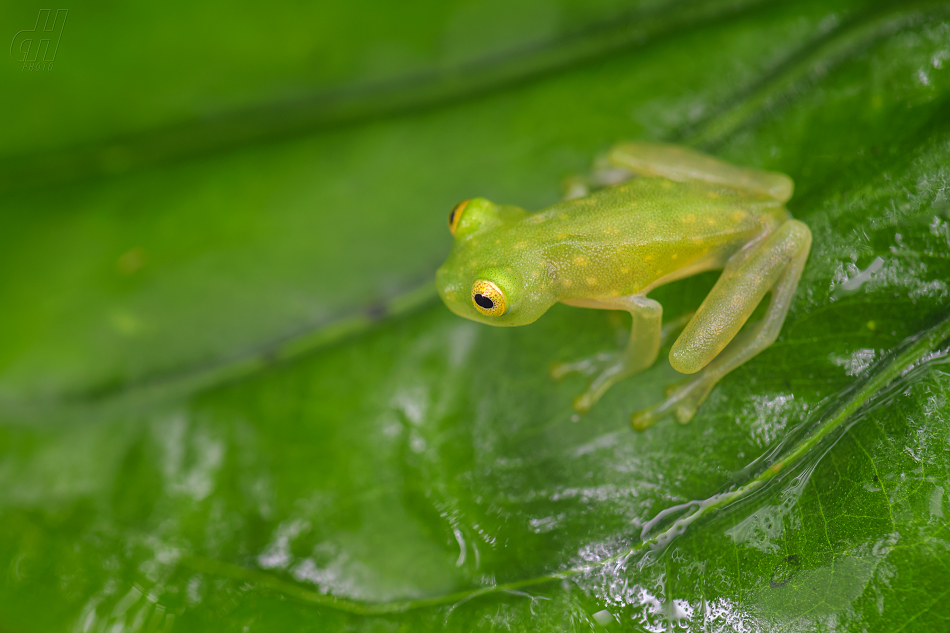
[471,279,506,316]
[448,200,469,236]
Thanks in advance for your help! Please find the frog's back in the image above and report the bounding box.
[531,177,787,239]
[521,177,789,298]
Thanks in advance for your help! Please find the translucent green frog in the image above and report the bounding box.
[436,142,811,430]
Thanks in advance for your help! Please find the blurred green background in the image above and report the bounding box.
[2,0,950,630]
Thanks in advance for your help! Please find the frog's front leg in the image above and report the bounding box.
[552,295,662,412]
[631,219,812,430]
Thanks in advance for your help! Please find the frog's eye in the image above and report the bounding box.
[448,200,469,236]
[471,279,506,316]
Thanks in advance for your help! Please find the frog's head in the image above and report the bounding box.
[436,198,554,327]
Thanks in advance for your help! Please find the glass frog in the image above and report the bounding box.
[435,142,811,430]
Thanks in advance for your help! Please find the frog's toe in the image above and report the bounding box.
[631,404,666,431]
[662,383,698,421]
[551,352,619,381]
[630,408,653,432]
[630,379,712,431]
[550,361,578,381]
[571,378,613,412]
[573,393,594,413]
[550,358,585,381]
[674,403,698,425]
[630,399,683,431]
[556,350,657,415]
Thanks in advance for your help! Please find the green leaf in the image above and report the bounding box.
[2,0,950,631]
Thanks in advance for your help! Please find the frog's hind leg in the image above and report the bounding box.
[552,296,663,412]
[563,154,635,200]
[631,219,811,431]
[608,142,793,203]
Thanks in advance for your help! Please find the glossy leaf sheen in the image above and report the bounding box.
[1,0,950,631]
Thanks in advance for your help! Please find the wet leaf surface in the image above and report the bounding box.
[1,0,950,631]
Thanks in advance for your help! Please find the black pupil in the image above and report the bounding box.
[474,294,494,310]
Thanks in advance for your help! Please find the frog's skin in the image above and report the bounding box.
[436,142,811,430]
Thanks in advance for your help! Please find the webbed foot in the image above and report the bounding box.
[551,351,631,412]
[552,312,695,415]
[630,377,716,431]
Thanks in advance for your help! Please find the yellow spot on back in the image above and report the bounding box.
[573,256,588,266]
[530,270,540,279]
[643,254,654,262]
[660,180,673,189]
[515,241,527,249]
[706,218,716,226]
[707,192,720,199]
[671,253,678,260]
[647,221,656,230]
[560,213,569,220]
[732,211,747,222]
[682,214,696,224]
[586,277,598,285]
[620,267,629,274]
[557,233,568,240]
[563,279,573,287]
